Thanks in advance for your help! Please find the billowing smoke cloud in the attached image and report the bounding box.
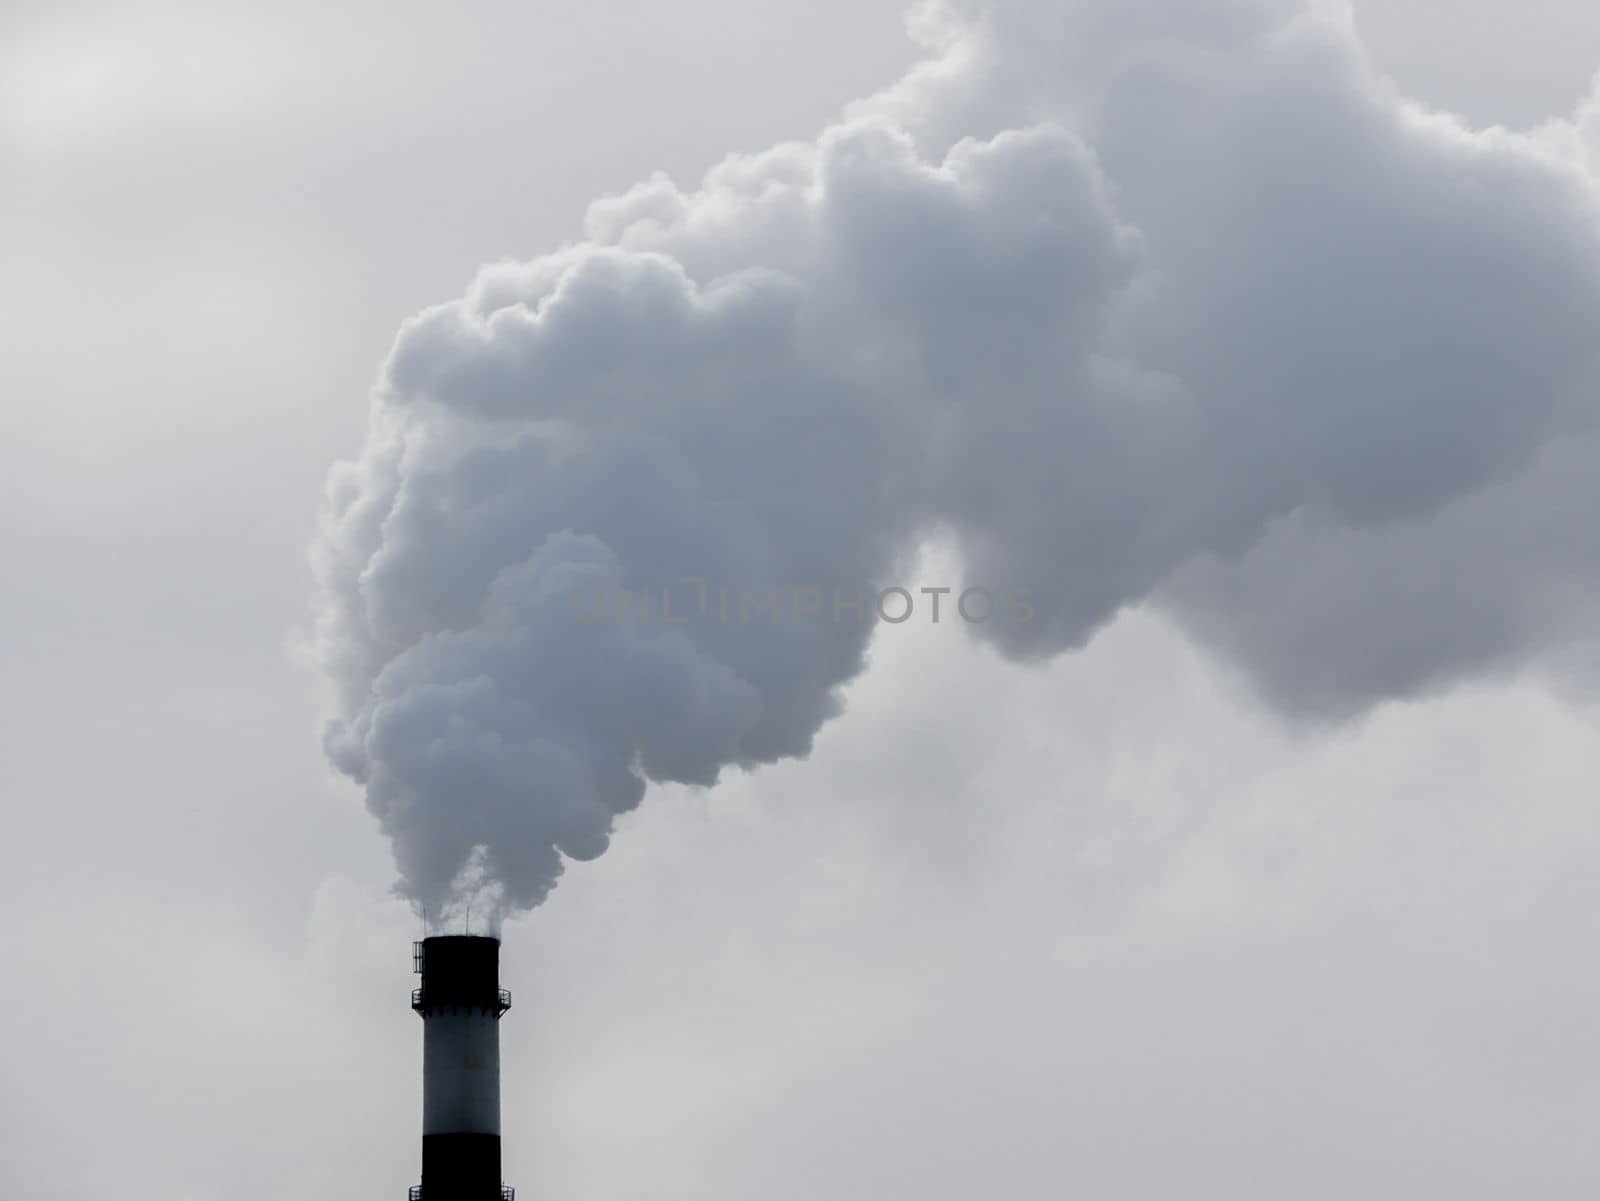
[314,0,1600,921]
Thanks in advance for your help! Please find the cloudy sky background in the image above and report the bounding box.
[4,1,1600,1197]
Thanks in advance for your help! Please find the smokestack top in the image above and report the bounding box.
[413,935,508,1016]
[420,933,501,947]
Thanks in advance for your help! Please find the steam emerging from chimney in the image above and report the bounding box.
[313,1,1600,923]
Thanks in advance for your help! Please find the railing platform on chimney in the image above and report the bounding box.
[410,986,512,1015]
[407,1187,513,1200]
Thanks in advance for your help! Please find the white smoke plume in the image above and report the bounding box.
[313,0,1600,922]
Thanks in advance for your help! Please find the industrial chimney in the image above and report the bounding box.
[410,935,514,1201]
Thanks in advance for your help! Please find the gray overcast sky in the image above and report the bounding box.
[3,2,1600,1199]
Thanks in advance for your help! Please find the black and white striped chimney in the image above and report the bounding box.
[410,935,513,1201]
